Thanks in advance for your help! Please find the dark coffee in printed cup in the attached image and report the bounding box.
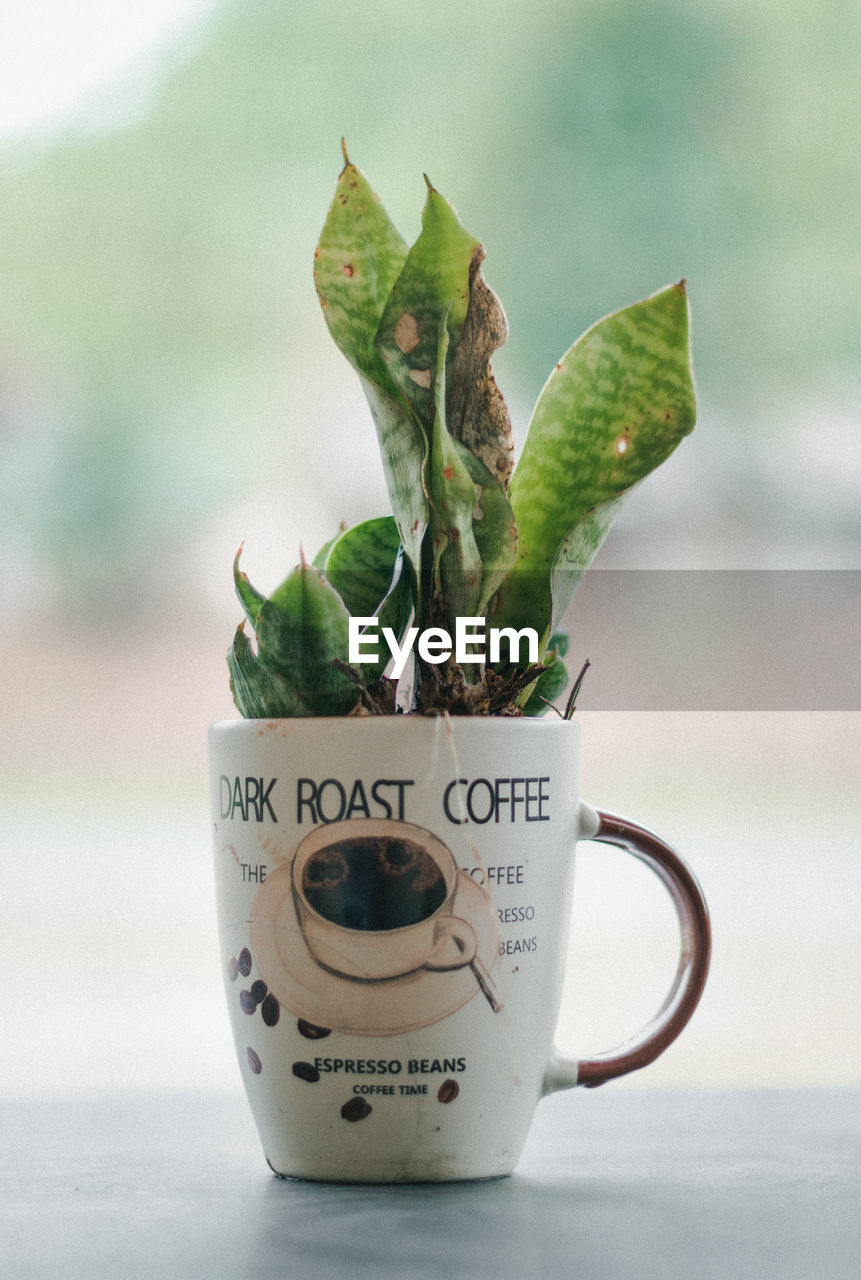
[302,835,448,932]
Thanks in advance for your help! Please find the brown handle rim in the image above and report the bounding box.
[576,809,711,1088]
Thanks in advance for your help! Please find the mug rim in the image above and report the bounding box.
[209,715,581,736]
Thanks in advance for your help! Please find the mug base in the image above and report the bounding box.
[264,1154,514,1185]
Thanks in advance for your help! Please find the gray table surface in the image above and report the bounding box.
[2,1088,858,1279]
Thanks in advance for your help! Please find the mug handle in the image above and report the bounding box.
[543,802,711,1093]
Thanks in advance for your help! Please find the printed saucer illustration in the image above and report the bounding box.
[250,821,501,1037]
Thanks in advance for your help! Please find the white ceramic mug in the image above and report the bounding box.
[209,715,710,1182]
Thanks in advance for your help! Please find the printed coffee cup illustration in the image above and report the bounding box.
[292,819,484,983]
[249,815,502,1036]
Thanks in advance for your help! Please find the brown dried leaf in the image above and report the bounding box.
[446,246,514,487]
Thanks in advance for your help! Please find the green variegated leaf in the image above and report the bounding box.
[234,557,359,716]
[357,372,428,577]
[453,440,517,614]
[376,181,479,430]
[233,545,266,625]
[321,515,414,682]
[314,150,409,387]
[314,153,428,576]
[375,547,414,640]
[264,563,357,715]
[312,525,346,570]
[547,630,570,658]
[227,624,304,718]
[422,322,517,632]
[493,282,696,642]
[356,547,415,684]
[322,516,403,618]
[548,492,627,634]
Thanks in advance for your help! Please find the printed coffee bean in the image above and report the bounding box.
[247,1047,262,1075]
[297,1018,331,1040]
[261,993,280,1027]
[437,1079,460,1104]
[227,956,239,982]
[292,1061,320,1083]
[340,1097,372,1123]
[250,979,268,1005]
[239,990,257,1015]
[237,948,252,977]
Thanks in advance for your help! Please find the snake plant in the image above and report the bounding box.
[228,145,696,718]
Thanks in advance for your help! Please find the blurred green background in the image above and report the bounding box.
[1,0,858,1096]
[2,0,858,628]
